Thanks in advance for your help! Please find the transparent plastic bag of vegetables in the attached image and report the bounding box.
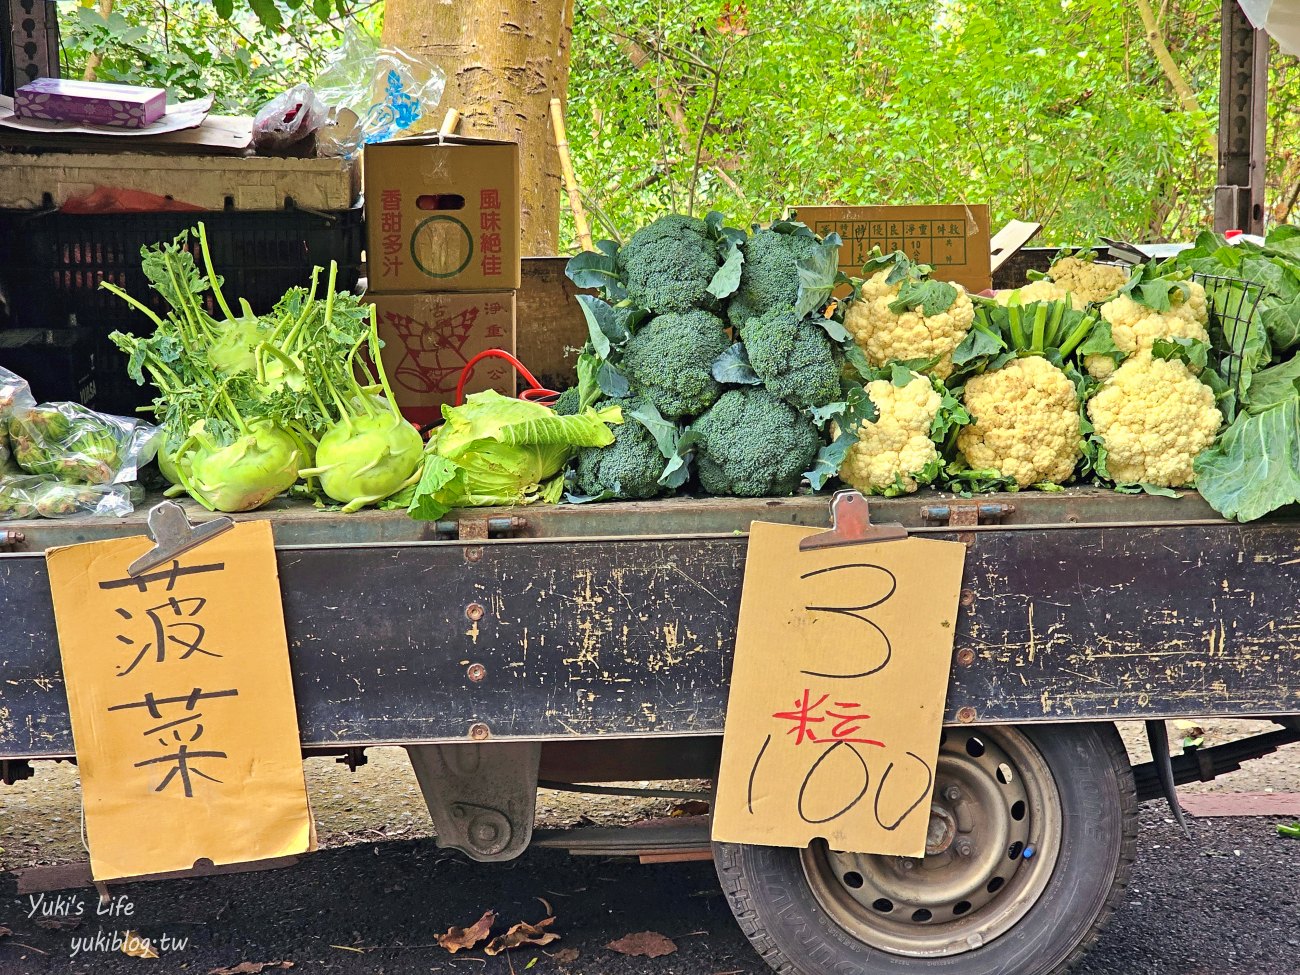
[7,401,158,485]
[0,366,35,420]
[407,390,624,521]
[0,366,35,468]
[0,471,134,520]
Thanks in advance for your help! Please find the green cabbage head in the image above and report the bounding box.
[409,390,622,520]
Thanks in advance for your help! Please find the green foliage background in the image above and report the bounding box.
[57,0,1300,247]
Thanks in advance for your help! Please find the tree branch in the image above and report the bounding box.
[1133,0,1201,112]
[82,0,115,80]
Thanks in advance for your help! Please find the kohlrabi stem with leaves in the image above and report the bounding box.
[105,227,383,512]
[297,306,424,513]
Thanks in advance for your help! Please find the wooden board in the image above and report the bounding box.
[0,149,357,210]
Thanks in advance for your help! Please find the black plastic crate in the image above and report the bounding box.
[0,206,363,413]
[0,327,99,407]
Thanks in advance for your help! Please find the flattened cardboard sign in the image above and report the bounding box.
[46,521,313,880]
[712,522,965,856]
[790,204,993,292]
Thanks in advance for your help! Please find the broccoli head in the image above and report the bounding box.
[740,307,843,410]
[552,386,581,416]
[621,309,729,419]
[616,214,723,314]
[574,399,668,500]
[690,388,822,497]
[727,227,822,328]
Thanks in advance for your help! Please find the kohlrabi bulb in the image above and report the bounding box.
[188,420,300,512]
[309,412,423,510]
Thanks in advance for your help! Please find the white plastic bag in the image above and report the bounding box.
[252,83,329,153]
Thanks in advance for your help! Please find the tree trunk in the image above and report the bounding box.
[382,0,574,256]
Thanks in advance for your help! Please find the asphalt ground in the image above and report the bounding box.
[2,721,1297,975]
[0,808,1296,975]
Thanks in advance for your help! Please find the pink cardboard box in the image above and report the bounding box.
[15,78,166,129]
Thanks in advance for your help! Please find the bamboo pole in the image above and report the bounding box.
[550,97,593,252]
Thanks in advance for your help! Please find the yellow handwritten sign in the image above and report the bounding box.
[46,520,314,880]
[712,522,966,857]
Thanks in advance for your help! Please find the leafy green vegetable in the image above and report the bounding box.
[711,343,763,385]
[1151,337,1211,371]
[803,384,877,491]
[565,246,626,299]
[793,233,844,320]
[106,224,398,511]
[889,278,958,317]
[1118,262,1191,312]
[1193,397,1300,522]
[1246,356,1300,414]
[407,391,622,521]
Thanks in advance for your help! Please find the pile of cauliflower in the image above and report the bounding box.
[835,253,1226,495]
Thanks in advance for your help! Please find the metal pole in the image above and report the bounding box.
[1215,0,1270,234]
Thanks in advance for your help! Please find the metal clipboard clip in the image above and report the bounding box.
[126,501,234,577]
[799,490,908,551]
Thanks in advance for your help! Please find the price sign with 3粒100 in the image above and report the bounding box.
[712,522,966,856]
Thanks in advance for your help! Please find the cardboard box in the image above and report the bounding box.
[16,78,166,128]
[371,291,516,426]
[790,204,994,292]
[364,135,521,293]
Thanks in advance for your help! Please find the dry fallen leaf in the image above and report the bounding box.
[208,962,294,975]
[120,931,159,959]
[36,917,82,931]
[549,947,580,965]
[670,799,711,817]
[484,917,559,956]
[438,910,497,954]
[0,926,10,938]
[715,0,749,34]
[606,931,677,958]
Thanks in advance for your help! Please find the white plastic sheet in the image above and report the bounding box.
[1239,0,1300,56]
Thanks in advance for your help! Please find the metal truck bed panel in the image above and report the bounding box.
[2,492,1297,759]
[0,487,1236,549]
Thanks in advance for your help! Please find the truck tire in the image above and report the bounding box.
[714,723,1136,975]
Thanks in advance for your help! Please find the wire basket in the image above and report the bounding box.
[1190,271,1267,401]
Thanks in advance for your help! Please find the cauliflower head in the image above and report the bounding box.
[1087,353,1222,487]
[957,355,1081,488]
[844,270,974,379]
[1087,282,1210,379]
[1047,256,1130,304]
[995,279,1083,310]
[839,372,943,496]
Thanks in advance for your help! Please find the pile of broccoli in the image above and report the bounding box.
[560,214,846,500]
